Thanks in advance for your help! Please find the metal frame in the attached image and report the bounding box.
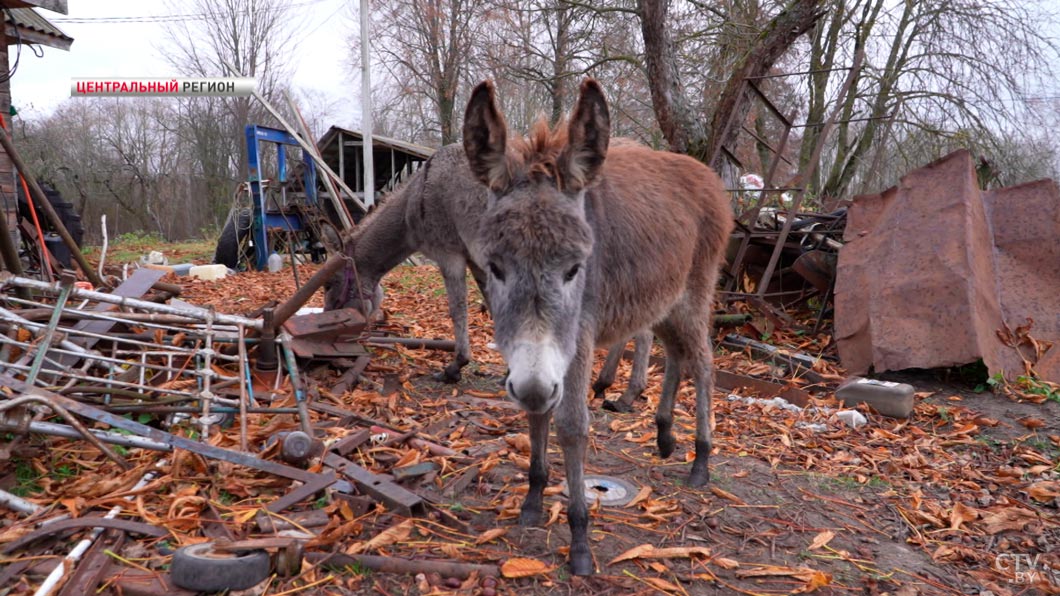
[245,124,319,271]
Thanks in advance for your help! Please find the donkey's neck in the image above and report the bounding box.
[350,191,416,286]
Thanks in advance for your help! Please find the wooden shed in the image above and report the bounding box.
[315,126,434,215]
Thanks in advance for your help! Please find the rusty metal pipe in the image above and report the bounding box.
[269,254,346,332]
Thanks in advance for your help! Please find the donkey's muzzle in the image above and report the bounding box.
[506,377,559,413]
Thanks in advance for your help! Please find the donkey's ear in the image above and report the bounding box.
[463,80,510,191]
[560,79,610,191]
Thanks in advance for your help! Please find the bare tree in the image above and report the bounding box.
[162,0,299,189]
[367,0,486,145]
[799,0,1059,198]
[638,0,825,163]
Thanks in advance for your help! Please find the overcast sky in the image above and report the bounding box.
[10,0,360,124]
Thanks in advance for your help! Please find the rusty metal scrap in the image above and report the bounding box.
[835,149,1060,382]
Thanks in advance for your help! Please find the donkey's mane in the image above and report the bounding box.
[509,116,569,187]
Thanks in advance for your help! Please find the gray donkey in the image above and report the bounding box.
[462,79,732,575]
[323,143,653,411]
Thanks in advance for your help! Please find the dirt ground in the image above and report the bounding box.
[1,264,1058,595]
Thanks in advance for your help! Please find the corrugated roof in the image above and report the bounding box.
[5,7,72,47]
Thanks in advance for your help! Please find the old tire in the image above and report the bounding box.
[213,210,252,269]
[170,542,270,592]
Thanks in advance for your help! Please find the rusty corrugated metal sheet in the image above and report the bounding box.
[835,149,1060,382]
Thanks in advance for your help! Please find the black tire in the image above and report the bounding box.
[17,183,84,267]
[214,210,252,269]
[170,542,271,592]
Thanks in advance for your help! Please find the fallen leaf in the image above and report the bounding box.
[736,565,828,582]
[948,502,979,531]
[980,507,1039,534]
[712,557,740,569]
[474,527,508,545]
[625,485,651,508]
[347,518,414,554]
[501,557,553,578]
[807,530,834,551]
[642,577,682,592]
[546,501,563,527]
[1026,481,1060,502]
[609,544,711,565]
[505,434,531,454]
[710,486,747,505]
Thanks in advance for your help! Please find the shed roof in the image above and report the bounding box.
[318,126,435,161]
[5,7,72,49]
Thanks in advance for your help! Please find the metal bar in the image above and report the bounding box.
[0,273,262,329]
[283,92,355,231]
[746,79,793,128]
[2,376,320,484]
[265,471,336,514]
[2,518,167,555]
[0,420,174,451]
[220,59,367,214]
[237,324,249,452]
[25,273,75,385]
[280,334,312,435]
[323,453,424,516]
[755,48,864,297]
[0,487,41,515]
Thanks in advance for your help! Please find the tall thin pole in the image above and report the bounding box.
[359,0,375,208]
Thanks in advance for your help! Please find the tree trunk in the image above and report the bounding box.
[703,0,827,167]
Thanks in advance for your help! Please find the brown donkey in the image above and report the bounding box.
[463,79,732,575]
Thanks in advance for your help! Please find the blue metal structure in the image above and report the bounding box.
[245,124,319,270]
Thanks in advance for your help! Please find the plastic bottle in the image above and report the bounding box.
[267,252,283,272]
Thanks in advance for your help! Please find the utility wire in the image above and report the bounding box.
[51,0,327,24]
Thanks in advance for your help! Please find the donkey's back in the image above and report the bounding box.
[586,143,732,347]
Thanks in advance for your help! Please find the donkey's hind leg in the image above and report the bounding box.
[435,257,471,383]
[655,312,715,487]
[603,331,652,412]
[687,332,715,487]
[592,341,624,399]
[651,330,683,460]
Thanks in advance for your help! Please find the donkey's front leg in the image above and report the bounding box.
[519,411,550,526]
[436,258,471,383]
[556,339,594,576]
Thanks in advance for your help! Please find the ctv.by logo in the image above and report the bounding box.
[995,553,1060,586]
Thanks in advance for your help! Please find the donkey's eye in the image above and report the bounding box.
[563,264,581,283]
[489,262,506,282]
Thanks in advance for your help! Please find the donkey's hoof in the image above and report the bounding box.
[432,368,461,383]
[568,545,594,576]
[601,399,633,413]
[518,507,543,527]
[590,379,611,395]
[657,433,676,459]
[687,466,710,488]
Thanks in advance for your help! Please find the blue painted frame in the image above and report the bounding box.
[244,125,319,270]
